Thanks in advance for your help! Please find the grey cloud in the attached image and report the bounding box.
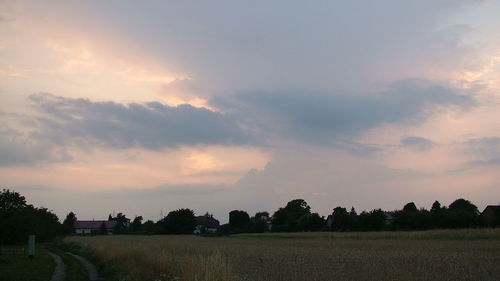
[50,1,479,95]
[216,79,474,146]
[401,136,435,151]
[465,158,500,168]
[29,93,253,150]
[0,79,475,166]
[136,184,227,197]
[464,137,500,156]
[0,124,72,166]
[461,137,500,168]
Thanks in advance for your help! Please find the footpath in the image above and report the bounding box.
[47,251,102,281]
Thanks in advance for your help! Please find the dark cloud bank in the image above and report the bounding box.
[216,79,474,145]
[0,79,475,165]
[29,93,252,149]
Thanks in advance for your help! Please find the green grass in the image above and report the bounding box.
[0,244,54,281]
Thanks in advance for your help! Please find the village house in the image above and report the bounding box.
[73,220,117,235]
[481,205,500,227]
[193,214,220,234]
[258,213,273,232]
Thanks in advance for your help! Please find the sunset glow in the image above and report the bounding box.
[1,0,499,221]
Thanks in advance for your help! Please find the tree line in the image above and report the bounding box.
[1,188,498,244]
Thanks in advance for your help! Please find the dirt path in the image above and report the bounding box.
[47,251,66,281]
[68,252,102,281]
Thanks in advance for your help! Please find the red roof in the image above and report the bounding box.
[195,215,220,228]
[74,220,117,229]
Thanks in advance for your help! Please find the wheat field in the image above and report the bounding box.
[65,229,500,281]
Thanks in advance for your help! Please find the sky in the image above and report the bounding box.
[1,0,499,223]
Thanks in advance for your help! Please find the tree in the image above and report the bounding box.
[254,212,269,220]
[403,202,418,212]
[272,199,311,232]
[112,213,129,234]
[157,209,196,234]
[62,212,77,235]
[130,216,143,233]
[229,210,250,233]
[449,199,479,215]
[429,201,446,229]
[249,212,270,233]
[430,201,443,213]
[299,213,325,231]
[393,202,420,230]
[358,209,386,231]
[348,207,359,231]
[331,207,349,231]
[1,189,60,244]
[142,220,157,234]
[0,189,27,211]
[442,198,480,228]
[99,222,108,235]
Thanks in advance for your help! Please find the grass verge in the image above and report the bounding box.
[54,240,121,281]
[46,243,89,281]
[0,244,54,281]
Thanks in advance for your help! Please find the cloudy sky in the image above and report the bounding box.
[1,0,499,222]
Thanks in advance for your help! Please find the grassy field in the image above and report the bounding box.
[65,229,500,281]
[0,245,54,281]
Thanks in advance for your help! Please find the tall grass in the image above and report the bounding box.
[64,235,232,281]
[65,229,500,281]
[236,228,500,240]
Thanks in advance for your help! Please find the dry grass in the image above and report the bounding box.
[65,229,500,281]
[235,228,500,240]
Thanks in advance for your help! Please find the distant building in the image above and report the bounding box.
[481,205,500,227]
[74,220,117,235]
[326,215,333,229]
[194,214,220,234]
[258,214,273,232]
[383,212,394,225]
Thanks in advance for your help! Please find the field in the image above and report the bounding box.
[65,229,500,281]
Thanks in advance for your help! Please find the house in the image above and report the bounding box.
[481,205,500,227]
[193,214,220,234]
[326,215,333,229]
[108,213,131,228]
[74,220,117,235]
[383,212,394,225]
[257,214,273,232]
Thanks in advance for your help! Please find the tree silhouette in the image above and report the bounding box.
[331,207,349,231]
[430,201,443,213]
[403,202,418,212]
[272,199,312,232]
[130,216,143,233]
[229,210,250,233]
[1,189,60,244]
[62,212,77,234]
[99,221,107,234]
[449,199,479,215]
[158,209,196,234]
[299,213,325,231]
